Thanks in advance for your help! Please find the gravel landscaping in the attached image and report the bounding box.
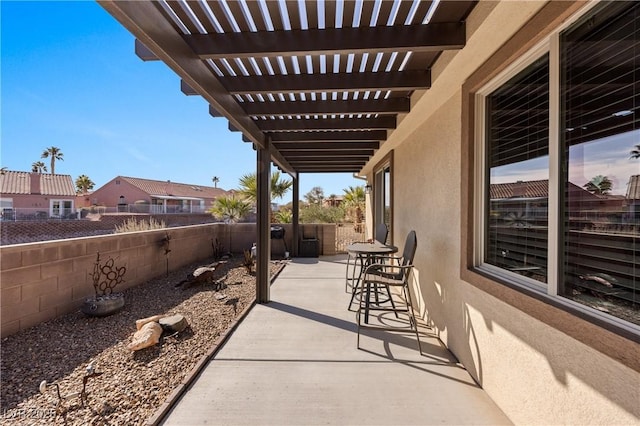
[1,257,286,425]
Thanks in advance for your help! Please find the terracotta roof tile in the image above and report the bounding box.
[0,171,75,196]
[490,180,549,199]
[40,174,76,196]
[490,179,601,200]
[0,171,30,194]
[119,176,227,199]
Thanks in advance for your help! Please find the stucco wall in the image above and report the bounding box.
[394,91,639,425]
[4,193,75,211]
[377,1,640,424]
[89,177,150,206]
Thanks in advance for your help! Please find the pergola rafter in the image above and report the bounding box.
[268,131,387,143]
[241,98,410,116]
[98,0,477,301]
[182,23,465,59]
[219,70,431,95]
[252,117,396,132]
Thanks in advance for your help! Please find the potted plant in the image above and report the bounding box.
[81,253,126,317]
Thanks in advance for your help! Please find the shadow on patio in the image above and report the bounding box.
[160,255,511,425]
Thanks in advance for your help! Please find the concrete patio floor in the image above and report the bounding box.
[161,255,512,425]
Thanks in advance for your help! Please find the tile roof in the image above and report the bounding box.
[0,171,76,196]
[490,180,549,200]
[490,180,601,200]
[119,176,227,199]
[626,175,640,200]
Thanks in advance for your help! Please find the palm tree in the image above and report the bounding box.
[41,146,63,174]
[274,208,293,224]
[31,161,47,173]
[212,176,220,188]
[75,174,95,194]
[343,185,366,204]
[237,171,292,203]
[208,195,251,223]
[630,144,640,159]
[583,175,613,195]
[343,185,366,229]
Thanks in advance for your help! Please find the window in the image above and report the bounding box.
[51,200,73,218]
[485,55,550,285]
[476,2,639,330]
[374,153,393,243]
[0,198,13,209]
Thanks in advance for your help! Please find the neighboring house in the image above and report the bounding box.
[323,196,344,208]
[0,171,76,219]
[88,176,228,214]
[489,179,610,226]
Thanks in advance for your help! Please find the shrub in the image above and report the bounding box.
[114,217,167,233]
[299,204,345,224]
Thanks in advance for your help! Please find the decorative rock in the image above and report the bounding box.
[135,314,164,330]
[159,314,188,333]
[127,322,162,351]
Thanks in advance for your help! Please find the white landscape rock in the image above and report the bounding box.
[128,321,163,351]
[135,314,164,330]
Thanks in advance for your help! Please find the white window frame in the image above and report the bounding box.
[0,198,13,209]
[50,199,74,217]
[473,1,639,335]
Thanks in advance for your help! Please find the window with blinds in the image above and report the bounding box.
[484,55,550,284]
[476,0,640,329]
[560,1,639,322]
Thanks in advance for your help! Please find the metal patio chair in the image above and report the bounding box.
[356,230,422,354]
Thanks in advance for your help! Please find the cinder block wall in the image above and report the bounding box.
[0,223,226,337]
[0,223,335,337]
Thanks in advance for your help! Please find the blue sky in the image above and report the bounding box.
[491,130,639,195]
[1,1,362,201]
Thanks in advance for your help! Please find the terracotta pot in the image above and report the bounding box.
[81,293,125,317]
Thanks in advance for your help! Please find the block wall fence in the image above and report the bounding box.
[0,223,335,337]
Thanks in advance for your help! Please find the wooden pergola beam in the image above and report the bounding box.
[220,70,430,94]
[253,117,396,132]
[269,130,386,142]
[272,141,380,150]
[99,1,296,176]
[243,97,410,116]
[278,149,374,157]
[182,23,465,59]
[294,165,364,172]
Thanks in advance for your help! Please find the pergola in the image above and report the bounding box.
[99,0,476,302]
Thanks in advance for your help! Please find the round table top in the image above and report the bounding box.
[346,241,398,254]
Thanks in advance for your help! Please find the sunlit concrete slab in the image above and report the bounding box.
[161,255,511,425]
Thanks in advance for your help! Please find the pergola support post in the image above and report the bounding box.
[292,176,300,257]
[256,144,271,303]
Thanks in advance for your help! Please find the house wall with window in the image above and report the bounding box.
[88,177,152,208]
[0,172,76,219]
[363,1,639,424]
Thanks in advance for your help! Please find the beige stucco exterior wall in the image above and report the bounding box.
[394,91,639,425]
[365,1,639,424]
